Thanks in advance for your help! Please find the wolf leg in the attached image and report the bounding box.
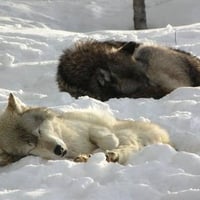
[106,144,139,164]
[73,154,91,162]
[89,127,119,150]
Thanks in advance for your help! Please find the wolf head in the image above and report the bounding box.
[96,42,150,99]
[0,94,67,164]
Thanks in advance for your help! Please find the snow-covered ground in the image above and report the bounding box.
[1,0,200,32]
[1,1,200,200]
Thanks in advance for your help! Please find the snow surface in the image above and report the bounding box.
[1,0,200,200]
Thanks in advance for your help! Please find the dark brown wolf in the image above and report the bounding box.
[56,40,200,101]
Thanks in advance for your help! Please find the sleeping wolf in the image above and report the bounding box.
[57,40,200,100]
[0,94,170,166]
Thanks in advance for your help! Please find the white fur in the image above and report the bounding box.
[0,94,171,165]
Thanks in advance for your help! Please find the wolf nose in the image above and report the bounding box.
[54,145,67,157]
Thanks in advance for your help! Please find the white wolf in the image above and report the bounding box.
[0,94,171,166]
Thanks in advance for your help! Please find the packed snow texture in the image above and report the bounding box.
[1,0,200,200]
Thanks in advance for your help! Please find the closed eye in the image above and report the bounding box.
[20,133,38,147]
[16,124,38,146]
[38,129,42,136]
[32,128,42,138]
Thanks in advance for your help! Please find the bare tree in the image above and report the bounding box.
[133,0,147,30]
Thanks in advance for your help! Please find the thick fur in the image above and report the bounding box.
[57,40,148,101]
[57,40,200,100]
[0,94,170,165]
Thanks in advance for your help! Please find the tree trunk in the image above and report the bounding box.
[133,0,147,30]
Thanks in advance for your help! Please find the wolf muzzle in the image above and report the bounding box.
[54,145,67,157]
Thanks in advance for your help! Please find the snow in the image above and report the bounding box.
[146,0,200,28]
[1,0,200,199]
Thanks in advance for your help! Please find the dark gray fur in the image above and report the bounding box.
[56,40,200,101]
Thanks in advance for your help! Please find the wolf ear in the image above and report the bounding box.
[7,93,27,113]
[118,41,140,55]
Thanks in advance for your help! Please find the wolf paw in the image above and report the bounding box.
[73,154,91,163]
[106,151,119,162]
